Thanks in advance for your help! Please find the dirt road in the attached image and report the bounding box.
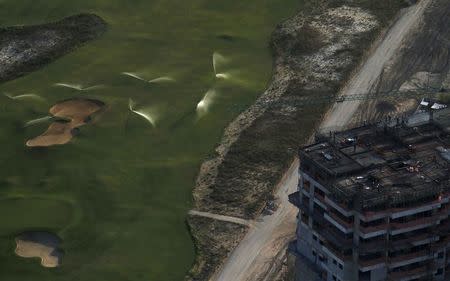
[213,159,299,281]
[320,0,432,131]
[212,1,432,281]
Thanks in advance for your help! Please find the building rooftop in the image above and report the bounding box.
[301,108,450,210]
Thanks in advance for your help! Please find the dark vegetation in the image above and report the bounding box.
[290,25,326,56]
[212,87,326,217]
[376,101,397,114]
[0,14,107,83]
[185,216,247,281]
[438,93,450,103]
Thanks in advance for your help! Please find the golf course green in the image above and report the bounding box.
[0,0,299,280]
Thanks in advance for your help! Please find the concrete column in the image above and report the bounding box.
[352,212,360,281]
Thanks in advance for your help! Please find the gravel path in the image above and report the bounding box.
[188,210,253,227]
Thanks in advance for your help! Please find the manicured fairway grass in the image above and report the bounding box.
[0,197,74,233]
[0,0,299,280]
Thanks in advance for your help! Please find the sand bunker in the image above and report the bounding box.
[26,98,104,147]
[15,231,63,268]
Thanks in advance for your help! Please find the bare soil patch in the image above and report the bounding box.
[352,0,450,123]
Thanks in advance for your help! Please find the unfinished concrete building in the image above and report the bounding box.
[289,109,450,281]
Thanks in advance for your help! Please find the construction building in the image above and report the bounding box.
[289,108,450,281]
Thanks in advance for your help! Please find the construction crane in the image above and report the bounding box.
[173,85,449,129]
[261,87,449,110]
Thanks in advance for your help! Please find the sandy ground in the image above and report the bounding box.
[26,98,104,147]
[320,0,432,132]
[15,232,63,268]
[211,1,432,280]
[353,0,450,124]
